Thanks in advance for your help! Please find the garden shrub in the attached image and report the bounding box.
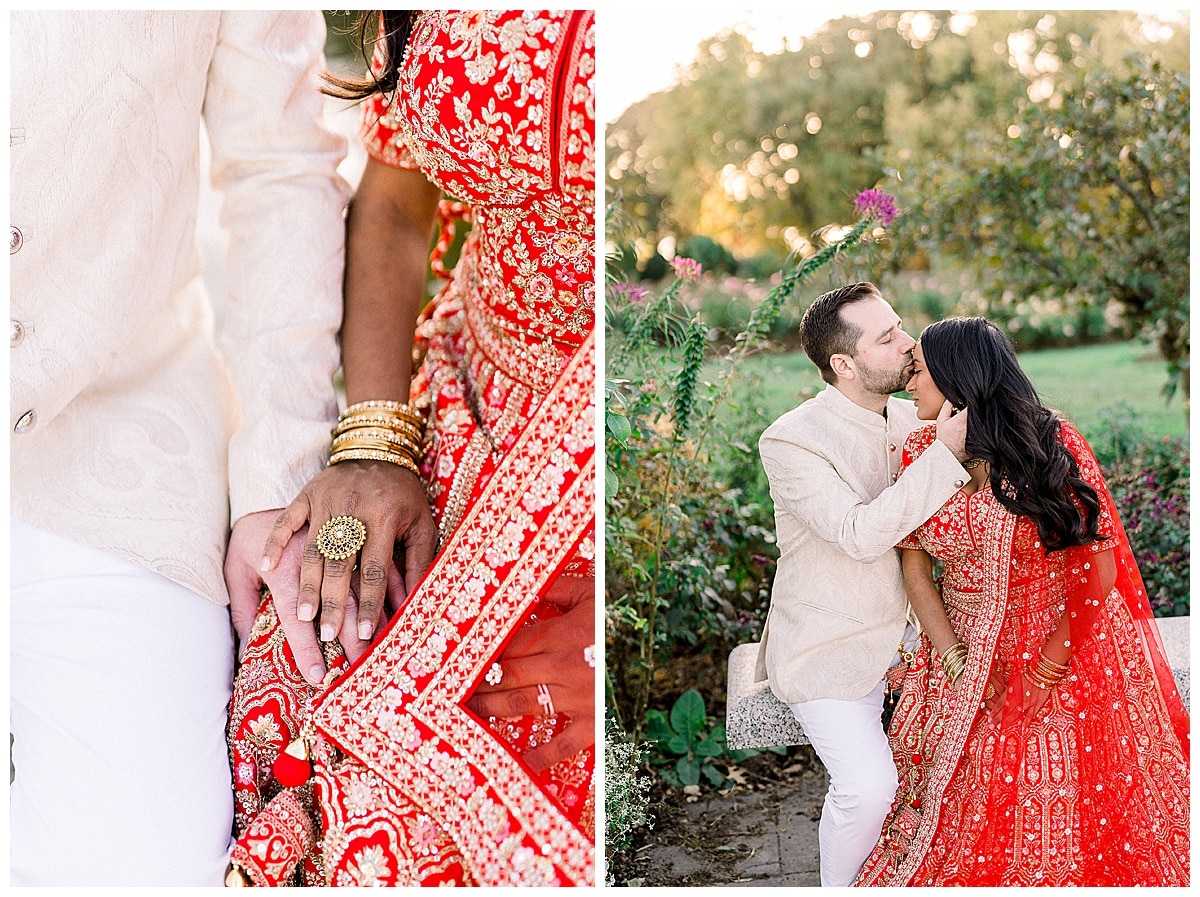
[1090,404,1189,617]
[603,721,653,866]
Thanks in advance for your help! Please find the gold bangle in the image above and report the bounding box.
[332,426,421,445]
[1036,655,1069,674]
[331,433,422,458]
[942,661,965,683]
[333,414,424,438]
[344,398,424,417]
[939,643,967,683]
[331,427,422,452]
[1025,668,1059,690]
[1030,657,1068,689]
[332,439,405,456]
[329,448,420,475]
[342,400,426,427]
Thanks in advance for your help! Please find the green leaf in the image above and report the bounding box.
[669,689,707,744]
[701,763,726,787]
[676,756,700,787]
[666,735,690,755]
[694,739,724,758]
[644,710,672,741]
[606,410,632,443]
[604,464,620,502]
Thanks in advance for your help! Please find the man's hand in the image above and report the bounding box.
[260,461,438,664]
[226,510,373,684]
[934,400,970,462]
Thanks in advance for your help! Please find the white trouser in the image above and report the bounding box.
[10,518,235,885]
[789,680,898,887]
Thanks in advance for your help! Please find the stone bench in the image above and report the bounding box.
[727,616,1190,751]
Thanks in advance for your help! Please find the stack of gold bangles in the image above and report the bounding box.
[1026,654,1069,690]
[329,399,426,474]
[940,643,968,684]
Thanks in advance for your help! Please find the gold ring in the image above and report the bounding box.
[316,515,367,561]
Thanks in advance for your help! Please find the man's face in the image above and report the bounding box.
[836,297,916,396]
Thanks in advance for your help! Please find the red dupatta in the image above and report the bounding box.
[859,422,1188,886]
[969,425,1189,885]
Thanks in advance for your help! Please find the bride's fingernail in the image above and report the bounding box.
[359,622,373,641]
[260,556,271,573]
[308,664,325,684]
[297,604,316,622]
[320,623,336,642]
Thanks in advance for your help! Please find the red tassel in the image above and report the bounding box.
[272,738,311,787]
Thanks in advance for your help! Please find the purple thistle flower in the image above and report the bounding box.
[854,189,900,227]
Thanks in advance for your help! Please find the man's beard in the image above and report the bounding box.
[857,358,911,396]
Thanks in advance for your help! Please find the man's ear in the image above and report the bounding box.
[829,353,854,381]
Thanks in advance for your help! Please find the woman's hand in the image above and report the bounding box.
[982,668,1008,724]
[261,459,438,682]
[466,575,596,773]
[1021,671,1053,722]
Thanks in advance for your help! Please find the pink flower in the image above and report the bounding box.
[610,282,649,303]
[853,189,899,227]
[670,256,703,283]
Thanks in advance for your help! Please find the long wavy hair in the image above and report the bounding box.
[919,317,1105,551]
[323,11,420,101]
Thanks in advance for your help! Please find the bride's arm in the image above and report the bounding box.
[901,547,958,658]
[260,159,443,682]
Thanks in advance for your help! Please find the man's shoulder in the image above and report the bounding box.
[760,392,827,444]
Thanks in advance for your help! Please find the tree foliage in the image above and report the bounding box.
[890,56,1189,395]
[606,9,1189,394]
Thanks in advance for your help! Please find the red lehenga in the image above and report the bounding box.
[855,421,1189,886]
[226,11,596,886]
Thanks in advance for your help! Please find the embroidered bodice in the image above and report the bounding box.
[362,10,595,390]
[899,421,1118,605]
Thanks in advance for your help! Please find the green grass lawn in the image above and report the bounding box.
[714,340,1187,442]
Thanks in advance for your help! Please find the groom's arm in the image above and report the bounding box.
[760,427,966,562]
[206,11,352,525]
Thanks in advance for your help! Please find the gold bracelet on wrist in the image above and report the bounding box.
[1036,655,1069,674]
[940,643,968,683]
[1027,654,1068,690]
[329,447,420,475]
[333,415,424,440]
[332,426,422,447]
[342,399,426,425]
[1025,669,1056,690]
[331,431,422,458]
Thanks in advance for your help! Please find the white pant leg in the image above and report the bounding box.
[789,681,898,887]
[10,518,235,886]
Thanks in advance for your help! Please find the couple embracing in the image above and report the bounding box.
[757,282,1189,887]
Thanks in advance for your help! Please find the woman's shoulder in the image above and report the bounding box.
[1056,418,1091,455]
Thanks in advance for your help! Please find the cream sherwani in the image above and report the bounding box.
[10,11,351,606]
[9,12,350,885]
[757,385,968,703]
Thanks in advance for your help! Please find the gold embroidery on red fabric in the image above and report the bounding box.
[314,336,596,886]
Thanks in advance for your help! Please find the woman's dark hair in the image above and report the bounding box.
[323,11,420,101]
[919,316,1105,551]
